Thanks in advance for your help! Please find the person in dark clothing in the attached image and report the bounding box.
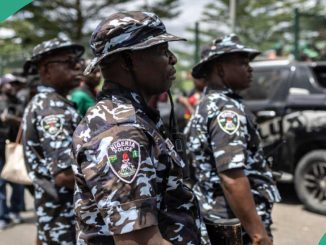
[0,73,27,229]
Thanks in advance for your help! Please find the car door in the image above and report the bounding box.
[284,64,326,172]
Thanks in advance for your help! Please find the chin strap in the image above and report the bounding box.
[168,89,177,133]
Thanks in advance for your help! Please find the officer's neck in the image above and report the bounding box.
[207,78,226,90]
[105,77,152,102]
[41,82,69,97]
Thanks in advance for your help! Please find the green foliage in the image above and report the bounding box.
[0,0,132,50]
[185,0,326,60]
[142,0,181,19]
[172,0,326,92]
[0,0,181,73]
[0,0,181,50]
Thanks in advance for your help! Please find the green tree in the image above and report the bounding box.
[0,0,181,71]
[142,0,181,19]
[1,0,181,46]
[189,0,326,58]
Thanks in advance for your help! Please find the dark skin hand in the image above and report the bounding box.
[36,238,42,245]
[54,169,75,190]
[220,169,272,245]
[114,225,172,245]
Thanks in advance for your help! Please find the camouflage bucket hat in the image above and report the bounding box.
[192,34,260,79]
[30,38,84,64]
[84,11,186,75]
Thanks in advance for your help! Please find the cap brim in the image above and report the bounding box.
[84,33,186,76]
[31,44,85,64]
[192,49,261,79]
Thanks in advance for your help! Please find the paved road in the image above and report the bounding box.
[272,184,325,245]
[0,184,325,245]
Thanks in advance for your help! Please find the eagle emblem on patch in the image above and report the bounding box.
[41,115,63,136]
[107,139,141,183]
[217,110,240,135]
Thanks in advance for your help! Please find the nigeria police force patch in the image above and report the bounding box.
[217,110,240,135]
[107,139,141,183]
[41,115,63,136]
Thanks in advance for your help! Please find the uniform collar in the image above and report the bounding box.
[37,85,76,107]
[205,86,243,101]
[37,85,56,93]
[97,81,162,124]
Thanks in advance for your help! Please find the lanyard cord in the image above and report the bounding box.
[167,89,178,134]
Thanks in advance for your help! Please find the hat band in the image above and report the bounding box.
[99,26,166,56]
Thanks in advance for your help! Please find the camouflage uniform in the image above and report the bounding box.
[72,85,202,244]
[22,38,84,244]
[186,35,281,244]
[22,85,81,244]
[72,11,203,245]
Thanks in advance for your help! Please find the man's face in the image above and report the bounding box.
[39,50,83,93]
[130,43,177,96]
[219,53,253,91]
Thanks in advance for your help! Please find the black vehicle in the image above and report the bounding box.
[241,59,326,215]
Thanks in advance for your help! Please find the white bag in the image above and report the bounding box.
[1,127,32,185]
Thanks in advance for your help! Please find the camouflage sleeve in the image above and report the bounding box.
[36,107,75,176]
[22,107,43,179]
[208,104,247,173]
[77,124,158,235]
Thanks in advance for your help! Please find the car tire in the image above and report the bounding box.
[294,150,326,215]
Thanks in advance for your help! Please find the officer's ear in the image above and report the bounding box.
[211,61,225,78]
[214,61,224,79]
[121,51,133,71]
[37,61,51,81]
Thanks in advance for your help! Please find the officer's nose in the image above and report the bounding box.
[168,50,177,65]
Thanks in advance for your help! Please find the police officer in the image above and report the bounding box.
[22,38,84,244]
[185,34,281,245]
[72,11,202,245]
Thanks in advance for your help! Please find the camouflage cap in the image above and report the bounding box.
[30,38,84,64]
[84,11,186,75]
[192,34,260,79]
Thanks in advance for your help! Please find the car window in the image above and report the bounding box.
[289,65,323,95]
[311,65,326,89]
[240,66,290,100]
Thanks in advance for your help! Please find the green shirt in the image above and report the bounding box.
[70,88,95,116]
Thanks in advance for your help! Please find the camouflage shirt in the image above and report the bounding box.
[185,87,281,220]
[72,84,202,245]
[22,85,80,244]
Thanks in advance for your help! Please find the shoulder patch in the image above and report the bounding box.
[41,115,63,136]
[217,110,240,135]
[107,139,141,184]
